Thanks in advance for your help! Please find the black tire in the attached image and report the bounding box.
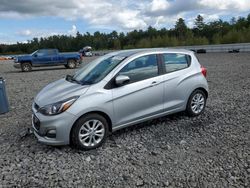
[71,113,109,150]
[186,89,207,117]
[21,63,32,72]
[67,59,77,69]
[64,65,69,68]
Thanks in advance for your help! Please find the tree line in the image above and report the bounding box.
[1,14,250,54]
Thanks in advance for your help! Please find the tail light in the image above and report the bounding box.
[201,66,207,77]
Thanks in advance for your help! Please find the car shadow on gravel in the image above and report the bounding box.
[16,111,214,153]
[110,109,215,141]
[111,111,211,137]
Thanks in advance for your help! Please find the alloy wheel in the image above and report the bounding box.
[191,93,205,114]
[68,61,76,68]
[78,119,105,147]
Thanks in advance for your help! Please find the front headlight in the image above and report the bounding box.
[38,96,79,116]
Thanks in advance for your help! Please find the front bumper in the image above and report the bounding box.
[13,63,21,69]
[32,104,77,146]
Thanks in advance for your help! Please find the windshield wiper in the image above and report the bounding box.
[65,75,82,85]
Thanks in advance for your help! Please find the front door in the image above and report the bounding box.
[112,54,164,127]
[32,50,51,66]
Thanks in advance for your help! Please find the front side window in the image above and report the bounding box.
[119,54,158,84]
[36,50,46,57]
[163,53,190,73]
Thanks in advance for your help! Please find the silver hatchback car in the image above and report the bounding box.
[32,48,208,150]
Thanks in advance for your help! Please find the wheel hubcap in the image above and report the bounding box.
[79,119,105,147]
[69,62,75,68]
[24,65,29,71]
[191,93,205,114]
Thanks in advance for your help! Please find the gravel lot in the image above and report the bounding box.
[0,53,249,187]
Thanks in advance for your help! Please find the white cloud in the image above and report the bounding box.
[16,25,77,39]
[150,0,170,12]
[186,13,220,28]
[114,10,147,30]
[74,0,147,30]
[18,29,32,36]
[202,14,220,22]
[0,0,249,32]
[68,25,77,36]
[17,29,58,38]
[199,0,250,11]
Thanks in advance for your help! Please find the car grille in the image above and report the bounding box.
[33,114,40,131]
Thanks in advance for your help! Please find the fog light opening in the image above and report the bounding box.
[46,130,56,138]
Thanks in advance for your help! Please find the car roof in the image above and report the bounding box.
[112,48,193,57]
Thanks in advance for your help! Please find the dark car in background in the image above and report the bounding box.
[14,49,81,72]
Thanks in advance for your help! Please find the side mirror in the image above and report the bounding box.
[115,75,130,86]
[33,54,38,57]
[66,75,72,81]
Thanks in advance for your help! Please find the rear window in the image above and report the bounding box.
[163,53,190,73]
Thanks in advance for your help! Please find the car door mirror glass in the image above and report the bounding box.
[115,75,130,86]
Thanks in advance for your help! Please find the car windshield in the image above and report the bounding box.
[72,55,126,85]
[31,50,38,56]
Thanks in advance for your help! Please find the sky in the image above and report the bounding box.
[0,0,250,44]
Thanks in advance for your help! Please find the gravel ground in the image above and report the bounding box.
[0,53,249,187]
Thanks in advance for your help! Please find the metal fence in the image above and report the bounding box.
[92,43,250,55]
[172,43,250,52]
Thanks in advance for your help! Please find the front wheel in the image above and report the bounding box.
[186,89,207,117]
[21,63,32,72]
[71,113,109,150]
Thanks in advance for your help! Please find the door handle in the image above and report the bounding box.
[150,81,160,87]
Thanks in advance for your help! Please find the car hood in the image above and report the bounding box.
[16,55,32,61]
[35,78,89,107]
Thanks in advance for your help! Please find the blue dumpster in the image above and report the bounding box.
[0,77,9,114]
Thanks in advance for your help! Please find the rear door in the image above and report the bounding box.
[48,49,62,65]
[112,54,164,127]
[160,53,191,112]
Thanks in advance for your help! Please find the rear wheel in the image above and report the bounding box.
[21,63,32,72]
[71,113,109,150]
[67,59,76,69]
[186,89,207,116]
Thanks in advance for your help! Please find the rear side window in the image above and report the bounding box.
[119,54,158,84]
[163,53,190,73]
[47,49,57,55]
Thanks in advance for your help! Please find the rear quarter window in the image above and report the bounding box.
[163,53,190,73]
